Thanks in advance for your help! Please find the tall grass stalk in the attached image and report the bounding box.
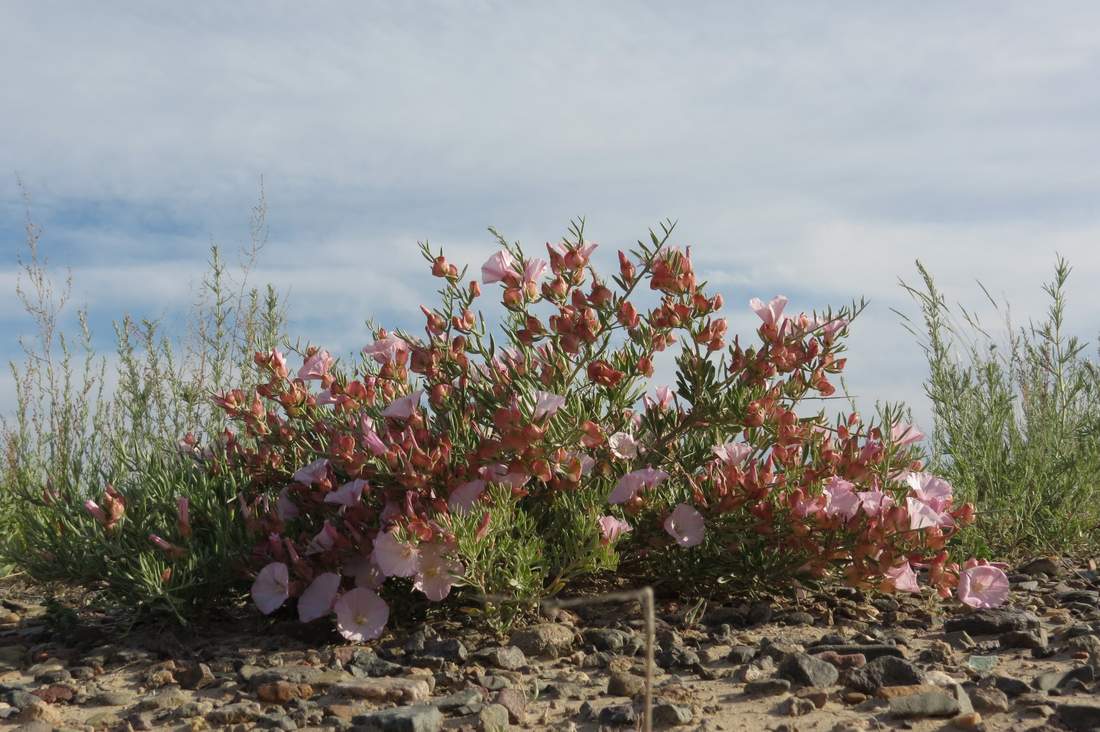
[898,257,1100,557]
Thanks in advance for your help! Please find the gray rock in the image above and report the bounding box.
[1057,703,1100,731]
[992,675,1031,698]
[744,678,791,696]
[969,686,1009,713]
[807,644,905,661]
[726,645,756,664]
[472,646,527,671]
[780,696,817,716]
[1065,633,1100,655]
[1000,628,1048,650]
[352,705,443,732]
[250,665,347,689]
[777,653,838,688]
[844,656,922,694]
[430,688,483,714]
[509,624,574,658]
[888,689,960,718]
[476,703,509,731]
[493,688,525,724]
[582,628,633,654]
[206,701,263,725]
[607,671,646,697]
[652,702,692,726]
[1032,665,1094,691]
[943,609,1038,636]
[598,703,637,726]
[349,649,404,677]
[89,690,133,706]
[421,639,468,663]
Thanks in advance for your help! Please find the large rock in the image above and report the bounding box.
[777,653,839,688]
[844,656,923,694]
[352,705,443,732]
[943,609,1037,636]
[509,624,575,658]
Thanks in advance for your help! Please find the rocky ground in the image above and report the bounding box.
[1,557,1099,732]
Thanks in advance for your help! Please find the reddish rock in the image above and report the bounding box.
[32,684,75,704]
[256,681,314,704]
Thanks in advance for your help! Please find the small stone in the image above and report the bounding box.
[943,609,1038,636]
[90,690,133,707]
[726,646,756,664]
[652,703,692,726]
[843,692,867,704]
[493,688,525,724]
[888,689,960,718]
[256,681,313,704]
[777,653,839,688]
[951,712,983,729]
[136,689,187,711]
[348,649,404,677]
[206,701,262,725]
[352,704,444,732]
[509,624,574,658]
[969,686,1009,714]
[477,703,509,731]
[816,651,865,669]
[1032,665,1094,691]
[598,702,637,726]
[945,631,976,651]
[1000,628,1047,650]
[844,655,922,694]
[1065,634,1100,654]
[808,644,905,661]
[30,684,74,704]
[421,638,468,663]
[780,696,817,716]
[744,678,791,696]
[796,688,828,709]
[334,676,431,703]
[178,662,217,690]
[607,671,646,697]
[1017,556,1061,576]
[992,675,1030,697]
[473,645,527,670]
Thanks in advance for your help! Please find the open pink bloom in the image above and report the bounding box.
[481,249,518,284]
[523,258,548,284]
[958,563,1010,608]
[598,515,632,544]
[791,493,823,518]
[344,555,386,590]
[277,487,300,521]
[904,472,953,511]
[176,496,191,538]
[334,588,389,641]
[448,479,486,514]
[325,479,368,507]
[362,334,409,364]
[360,416,388,456]
[906,496,953,531]
[891,422,925,447]
[382,391,422,420]
[532,391,566,420]
[664,504,706,548]
[642,385,674,411]
[251,562,290,615]
[749,295,789,327]
[372,531,420,577]
[609,432,639,459]
[478,463,529,490]
[292,458,329,486]
[84,499,107,525]
[297,350,334,381]
[414,543,464,601]
[885,561,921,593]
[298,572,341,623]
[608,467,670,504]
[858,487,895,517]
[305,522,340,555]
[314,390,338,406]
[822,476,861,520]
[712,441,752,465]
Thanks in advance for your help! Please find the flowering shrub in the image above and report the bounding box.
[213,220,1008,639]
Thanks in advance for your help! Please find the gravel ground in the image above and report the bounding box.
[1,556,1098,731]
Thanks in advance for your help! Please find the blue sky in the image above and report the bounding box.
[3,2,1100,435]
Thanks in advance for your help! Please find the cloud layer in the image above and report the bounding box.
[3,2,1100,435]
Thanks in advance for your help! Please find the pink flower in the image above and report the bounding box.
[885,561,921,593]
[478,464,529,490]
[344,555,386,590]
[749,295,789,327]
[712,441,752,465]
[176,496,191,538]
[532,391,566,420]
[84,499,107,526]
[906,496,953,531]
[414,543,464,601]
[334,588,389,641]
[382,391,422,420]
[148,533,186,558]
[523,258,548,284]
[277,487,299,521]
[905,472,953,510]
[822,476,861,520]
[664,503,705,548]
[642,385,674,411]
[305,522,339,555]
[858,487,895,517]
[360,415,387,456]
[298,572,341,623]
[292,458,329,486]
[609,432,639,459]
[448,479,486,515]
[597,515,632,544]
[297,350,334,381]
[608,467,670,504]
[481,250,518,284]
[958,563,1010,608]
[325,479,368,507]
[362,334,409,364]
[371,531,420,577]
[251,562,289,615]
[891,423,925,447]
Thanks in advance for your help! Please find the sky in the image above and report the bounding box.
[3,2,1100,439]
